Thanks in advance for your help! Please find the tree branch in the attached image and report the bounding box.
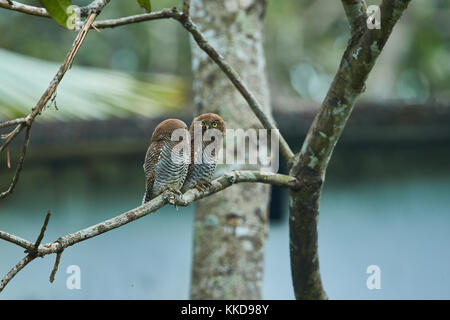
[93,8,294,162]
[0,117,27,130]
[0,5,294,162]
[0,231,35,252]
[0,123,24,153]
[0,170,296,293]
[0,125,32,200]
[0,1,109,201]
[33,211,51,251]
[0,0,107,18]
[0,255,35,291]
[293,0,411,176]
[93,9,175,28]
[182,0,191,16]
[0,211,52,292]
[0,0,49,17]
[288,0,411,299]
[49,250,63,283]
[342,0,368,35]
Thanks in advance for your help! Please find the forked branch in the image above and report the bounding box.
[0,0,110,201]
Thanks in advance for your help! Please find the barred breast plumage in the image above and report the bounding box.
[181,143,217,192]
[181,113,226,193]
[142,119,189,204]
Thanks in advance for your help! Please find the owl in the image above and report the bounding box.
[181,113,226,193]
[142,119,190,204]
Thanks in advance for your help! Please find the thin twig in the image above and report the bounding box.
[342,0,368,35]
[0,255,35,292]
[6,149,10,168]
[0,0,104,18]
[49,250,63,283]
[182,0,191,16]
[0,125,32,200]
[0,0,49,17]
[0,123,24,153]
[94,8,294,161]
[33,211,51,250]
[0,5,294,162]
[93,8,176,28]
[0,231,35,251]
[0,117,27,129]
[0,3,108,202]
[1,210,53,291]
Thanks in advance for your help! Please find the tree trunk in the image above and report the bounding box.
[189,0,272,299]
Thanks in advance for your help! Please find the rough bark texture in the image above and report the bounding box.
[189,0,272,299]
[288,0,411,300]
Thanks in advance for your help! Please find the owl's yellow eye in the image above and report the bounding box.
[212,122,218,127]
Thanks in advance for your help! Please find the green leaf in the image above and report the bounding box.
[39,0,76,30]
[136,0,152,12]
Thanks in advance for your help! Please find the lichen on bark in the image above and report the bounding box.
[189,0,272,299]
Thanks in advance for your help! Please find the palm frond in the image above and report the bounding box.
[0,49,187,121]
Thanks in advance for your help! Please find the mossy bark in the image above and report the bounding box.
[288,0,411,300]
[189,0,272,299]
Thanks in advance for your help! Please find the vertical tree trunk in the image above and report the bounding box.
[189,0,272,299]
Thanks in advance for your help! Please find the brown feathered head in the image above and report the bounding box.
[189,113,226,138]
[151,119,188,142]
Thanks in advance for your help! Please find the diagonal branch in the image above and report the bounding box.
[0,230,35,252]
[342,0,368,35]
[0,5,294,162]
[0,211,53,291]
[292,0,411,176]
[93,8,295,162]
[0,125,32,200]
[0,123,24,153]
[0,170,297,293]
[0,255,35,291]
[33,211,52,250]
[288,0,411,300]
[0,1,110,201]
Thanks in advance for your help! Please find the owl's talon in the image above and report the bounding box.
[194,184,205,192]
[165,188,183,205]
[194,182,212,192]
[172,189,183,196]
[204,181,212,188]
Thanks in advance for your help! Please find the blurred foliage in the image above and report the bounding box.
[0,0,448,120]
[264,0,450,104]
[136,0,152,12]
[0,49,186,120]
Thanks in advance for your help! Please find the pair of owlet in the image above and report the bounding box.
[142,113,226,204]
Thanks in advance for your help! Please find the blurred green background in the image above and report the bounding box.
[0,0,449,299]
